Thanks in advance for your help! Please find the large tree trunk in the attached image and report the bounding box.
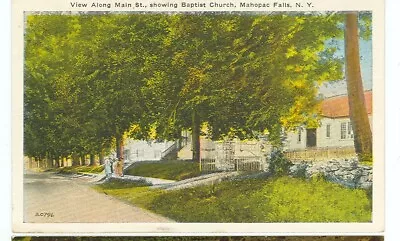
[345,12,373,161]
[34,156,38,168]
[116,135,124,160]
[99,150,105,165]
[116,134,125,175]
[71,153,80,166]
[63,157,68,167]
[80,155,85,166]
[192,110,201,163]
[38,156,42,168]
[54,156,59,168]
[46,157,53,168]
[58,157,63,167]
[28,157,33,169]
[89,153,96,166]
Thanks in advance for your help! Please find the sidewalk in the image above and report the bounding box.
[68,170,238,191]
[111,174,176,186]
[24,172,174,223]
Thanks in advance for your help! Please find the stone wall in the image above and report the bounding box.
[289,158,372,189]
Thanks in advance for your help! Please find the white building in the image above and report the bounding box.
[284,91,372,150]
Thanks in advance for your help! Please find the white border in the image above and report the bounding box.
[384,0,400,240]
[1,0,12,240]
[11,0,385,234]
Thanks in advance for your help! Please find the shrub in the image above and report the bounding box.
[358,153,373,166]
[311,172,328,182]
[268,149,293,176]
[290,161,309,179]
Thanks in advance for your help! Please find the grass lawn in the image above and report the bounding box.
[93,179,162,209]
[54,165,105,174]
[124,160,201,181]
[94,176,372,222]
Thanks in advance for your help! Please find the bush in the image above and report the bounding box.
[358,153,373,166]
[290,161,309,179]
[268,149,293,176]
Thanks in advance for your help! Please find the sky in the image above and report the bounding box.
[319,38,372,97]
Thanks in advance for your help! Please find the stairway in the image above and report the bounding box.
[122,140,176,170]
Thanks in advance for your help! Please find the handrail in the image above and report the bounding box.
[161,141,178,157]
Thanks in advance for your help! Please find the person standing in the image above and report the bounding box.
[116,157,124,177]
[104,158,112,178]
[112,158,118,176]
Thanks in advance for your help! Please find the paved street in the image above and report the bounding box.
[23,171,173,223]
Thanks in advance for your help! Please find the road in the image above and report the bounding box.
[23,171,173,223]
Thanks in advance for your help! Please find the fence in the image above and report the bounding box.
[201,156,264,172]
[200,158,217,172]
[284,147,356,161]
[234,157,263,171]
[199,139,267,172]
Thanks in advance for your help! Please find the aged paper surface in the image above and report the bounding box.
[12,0,384,233]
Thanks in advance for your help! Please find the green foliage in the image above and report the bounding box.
[98,178,151,189]
[94,176,371,222]
[358,152,373,165]
[92,185,161,210]
[24,12,350,160]
[311,172,328,182]
[290,161,309,179]
[12,238,32,241]
[125,160,201,181]
[359,12,372,40]
[268,150,293,176]
[256,177,371,222]
[56,165,104,174]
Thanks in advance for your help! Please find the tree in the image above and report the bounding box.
[344,12,373,161]
[24,13,347,166]
[146,13,343,161]
[24,15,81,167]
[24,14,171,165]
[24,15,116,165]
[223,14,343,146]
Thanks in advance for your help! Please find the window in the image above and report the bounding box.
[348,122,354,138]
[340,122,354,139]
[297,129,302,143]
[326,124,331,138]
[340,123,347,139]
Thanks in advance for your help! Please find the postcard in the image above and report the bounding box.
[12,0,385,233]
[12,236,385,241]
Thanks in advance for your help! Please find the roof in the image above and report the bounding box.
[321,90,372,118]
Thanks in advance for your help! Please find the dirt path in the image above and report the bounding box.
[24,172,174,223]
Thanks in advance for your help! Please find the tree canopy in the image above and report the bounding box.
[24,12,349,163]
